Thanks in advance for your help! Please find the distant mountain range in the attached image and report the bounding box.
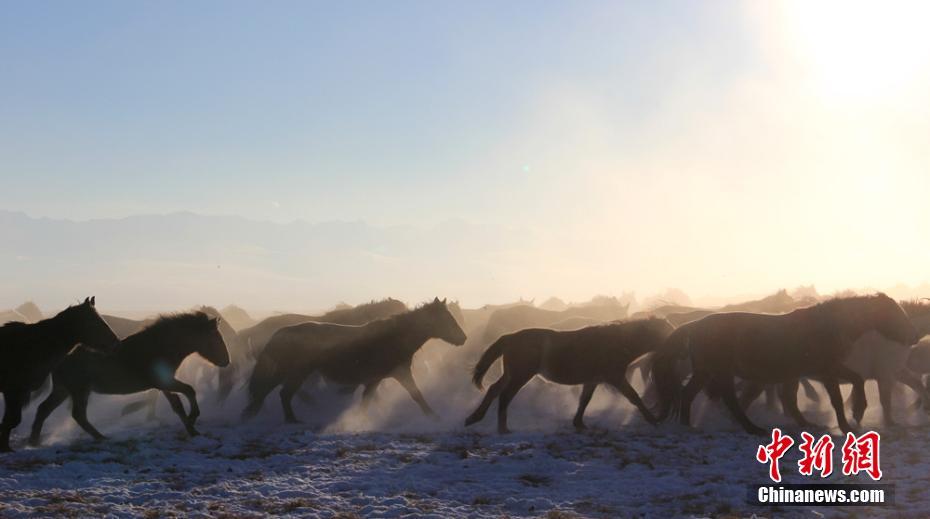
[0,210,541,313]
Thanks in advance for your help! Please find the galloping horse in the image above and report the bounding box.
[465,318,675,434]
[29,312,229,444]
[223,298,409,404]
[652,294,917,435]
[243,298,466,423]
[0,297,119,452]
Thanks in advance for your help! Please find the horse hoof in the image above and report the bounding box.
[188,429,201,437]
[498,428,512,435]
[573,421,587,431]
[464,415,480,427]
[0,446,13,453]
[28,437,41,447]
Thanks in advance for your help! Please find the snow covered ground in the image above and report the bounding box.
[2,369,930,517]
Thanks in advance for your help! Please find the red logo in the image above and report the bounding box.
[756,429,881,482]
[756,428,795,483]
[841,431,882,481]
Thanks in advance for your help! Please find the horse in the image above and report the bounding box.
[243,298,466,423]
[119,306,245,419]
[0,297,119,452]
[224,298,409,403]
[479,298,630,346]
[465,318,675,434]
[651,294,917,435]
[740,299,930,427]
[29,312,229,445]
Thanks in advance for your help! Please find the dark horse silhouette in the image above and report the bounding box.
[118,306,244,419]
[29,312,229,445]
[651,294,917,435]
[225,298,409,402]
[243,298,466,423]
[465,318,674,433]
[0,297,119,452]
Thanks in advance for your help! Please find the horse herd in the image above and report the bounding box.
[2,291,930,453]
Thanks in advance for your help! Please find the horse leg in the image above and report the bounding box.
[898,370,930,411]
[216,362,237,403]
[162,391,199,437]
[610,376,658,425]
[679,372,707,427]
[279,375,305,424]
[162,379,200,424]
[738,381,766,410]
[359,380,382,414]
[876,377,896,427]
[496,371,533,435]
[393,367,437,419]
[0,390,25,452]
[70,391,106,441]
[835,367,867,424]
[778,379,816,428]
[464,375,506,427]
[822,377,855,434]
[573,383,597,430]
[29,384,70,446]
[718,376,766,435]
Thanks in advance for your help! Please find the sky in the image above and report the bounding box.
[2,1,930,307]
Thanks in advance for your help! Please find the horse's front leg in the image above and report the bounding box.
[897,370,930,412]
[392,366,438,419]
[161,391,199,437]
[0,390,26,452]
[162,379,200,423]
[822,375,856,434]
[834,366,867,424]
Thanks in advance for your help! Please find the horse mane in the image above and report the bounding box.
[131,312,214,342]
[806,292,890,314]
[900,298,930,318]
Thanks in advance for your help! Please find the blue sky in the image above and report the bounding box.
[3,1,930,304]
[0,1,753,224]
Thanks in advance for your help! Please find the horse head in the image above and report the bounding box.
[196,314,231,367]
[423,297,467,346]
[66,296,121,353]
[864,293,918,346]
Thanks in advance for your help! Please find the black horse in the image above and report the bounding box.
[29,312,229,445]
[0,297,119,452]
[244,298,466,423]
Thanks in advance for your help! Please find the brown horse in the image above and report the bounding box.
[243,298,466,423]
[29,312,229,444]
[652,294,917,435]
[465,318,675,434]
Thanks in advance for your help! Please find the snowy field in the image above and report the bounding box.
[2,373,930,518]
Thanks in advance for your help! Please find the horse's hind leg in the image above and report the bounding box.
[737,381,765,411]
[717,377,766,435]
[279,375,305,424]
[465,375,506,427]
[0,390,25,452]
[679,372,707,427]
[496,372,533,435]
[359,380,382,414]
[835,367,867,424]
[573,383,597,430]
[70,391,106,441]
[822,377,855,434]
[610,377,658,425]
[29,385,70,446]
[877,377,896,427]
[162,391,199,436]
[778,379,816,428]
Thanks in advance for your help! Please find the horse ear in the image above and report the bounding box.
[433,297,440,304]
[442,298,447,304]
[90,296,95,306]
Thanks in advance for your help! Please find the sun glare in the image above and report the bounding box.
[781,0,930,101]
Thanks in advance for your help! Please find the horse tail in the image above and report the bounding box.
[650,327,691,422]
[472,335,509,389]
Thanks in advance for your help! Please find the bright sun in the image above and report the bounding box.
[779,0,930,101]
